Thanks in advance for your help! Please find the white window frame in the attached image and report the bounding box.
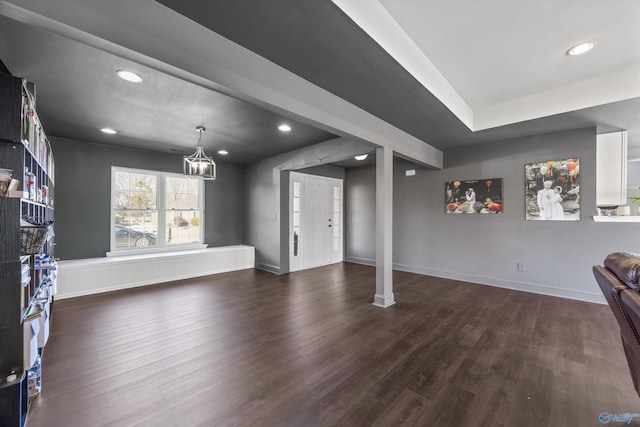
[108,166,206,256]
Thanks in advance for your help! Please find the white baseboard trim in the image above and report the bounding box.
[344,256,376,266]
[345,257,605,304]
[256,262,281,274]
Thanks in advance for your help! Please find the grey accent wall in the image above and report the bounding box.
[244,136,370,273]
[203,159,245,248]
[50,136,244,260]
[345,127,640,302]
[344,165,376,264]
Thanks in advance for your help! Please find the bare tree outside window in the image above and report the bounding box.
[165,176,201,244]
[111,167,203,251]
[114,171,158,248]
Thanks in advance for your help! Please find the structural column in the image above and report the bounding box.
[373,146,395,308]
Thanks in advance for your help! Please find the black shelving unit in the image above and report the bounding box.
[0,73,55,427]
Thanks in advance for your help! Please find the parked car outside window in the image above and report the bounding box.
[115,224,156,248]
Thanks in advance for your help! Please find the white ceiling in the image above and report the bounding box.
[334,0,640,130]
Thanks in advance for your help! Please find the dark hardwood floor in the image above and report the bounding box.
[26,262,639,427]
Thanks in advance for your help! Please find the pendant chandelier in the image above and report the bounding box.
[183,126,216,180]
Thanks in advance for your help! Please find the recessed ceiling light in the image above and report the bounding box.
[218,150,229,155]
[100,128,117,134]
[566,42,595,56]
[354,154,368,161]
[278,124,292,132]
[116,70,143,83]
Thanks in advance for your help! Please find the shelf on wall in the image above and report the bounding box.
[592,216,640,222]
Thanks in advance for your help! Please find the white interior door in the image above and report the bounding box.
[290,172,343,271]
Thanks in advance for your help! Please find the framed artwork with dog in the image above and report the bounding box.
[445,178,503,214]
[525,158,580,221]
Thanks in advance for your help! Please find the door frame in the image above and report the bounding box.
[288,171,344,272]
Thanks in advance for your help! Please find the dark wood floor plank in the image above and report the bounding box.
[306,339,416,425]
[414,382,477,427]
[503,361,555,427]
[24,262,640,427]
[371,388,431,427]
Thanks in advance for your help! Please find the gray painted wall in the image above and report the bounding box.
[344,165,376,264]
[244,136,370,272]
[345,127,640,302]
[50,136,244,260]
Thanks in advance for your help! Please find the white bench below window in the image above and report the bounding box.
[56,245,255,299]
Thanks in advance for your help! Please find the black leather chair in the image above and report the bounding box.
[593,252,640,398]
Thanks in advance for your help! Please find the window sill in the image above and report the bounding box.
[592,216,640,222]
[106,243,208,258]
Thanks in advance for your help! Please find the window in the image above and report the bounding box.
[111,166,204,254]
[333,184,341,251]
[292,181,301,256]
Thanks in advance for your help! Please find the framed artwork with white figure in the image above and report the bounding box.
[525,158,580,221]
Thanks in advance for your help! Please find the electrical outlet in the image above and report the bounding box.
[517,262,526,272]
